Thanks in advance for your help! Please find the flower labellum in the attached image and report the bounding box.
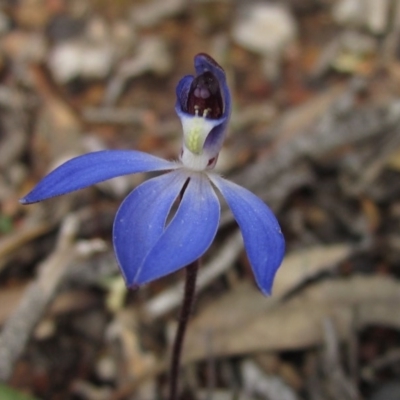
[20,53,285,295]
[176,53,231,171]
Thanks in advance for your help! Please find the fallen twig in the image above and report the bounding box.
[0,213,105,381]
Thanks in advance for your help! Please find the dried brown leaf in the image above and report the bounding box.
[183,274,400,363]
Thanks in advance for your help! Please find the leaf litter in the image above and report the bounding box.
[1,0,400,399]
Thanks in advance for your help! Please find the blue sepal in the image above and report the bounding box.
[20,150,177,204]
[210,174,285,295]
[113,170,187,286]
[135,173,220,285]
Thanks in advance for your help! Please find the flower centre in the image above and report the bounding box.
[186,71,223,119]
[182,71,224,156]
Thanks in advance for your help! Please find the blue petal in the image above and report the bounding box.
[175,75,194,113]
[20,150,177,204]
[135,173,220,285]
[113,170,187,287]
[209,175,285,295]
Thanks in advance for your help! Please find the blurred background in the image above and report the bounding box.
[0,0,400,399]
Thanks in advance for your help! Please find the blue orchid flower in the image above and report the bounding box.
[20,53,284,295]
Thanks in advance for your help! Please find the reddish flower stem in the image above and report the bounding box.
[168,259,199,400]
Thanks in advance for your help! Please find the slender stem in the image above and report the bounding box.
[168,259,199,400]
